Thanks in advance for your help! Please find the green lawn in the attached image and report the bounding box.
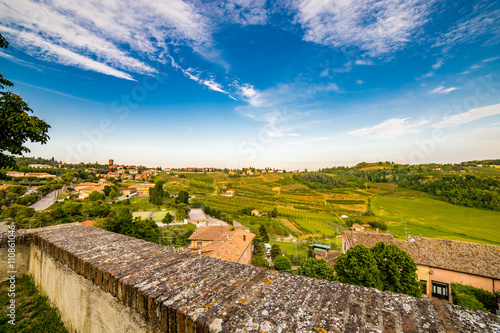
[372,196,500,245]
[269,241,308,257]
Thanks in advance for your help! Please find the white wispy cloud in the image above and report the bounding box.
[196,0,268,26]
[483,56,500,63]
[433,103,500,129]
[0,0,212,80]
[355,59,374,66]
[356,79,364,85]
[291,0,433,57]
[429,85,458,94]
[432,58,444,70]
[0,26,137,81]
[435,9,500,48]
[349,118,429,138]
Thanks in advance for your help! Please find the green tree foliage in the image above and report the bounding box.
[370,242,421,296]
[162,212,174,224]
[271,207,278,218]
[270,244,281,260]
[1,204,36,227]
[0,35,50,171]
[259,224,270,243]
[88,191,104,201]
[252,234,266,256]
[451,283,496,313]
[176,203,190,219]
[149,181,165,205]
[52,207,71,224]
[307,245,315,258]
[175,190,189,204]
[453,293,487,311]
[273,255,292,271]
[251,256,269,268]
[104,208,160,243]
[334,244,383,290]
[297,258,336,281]
[104,185,121,198]
[161,224,195,247]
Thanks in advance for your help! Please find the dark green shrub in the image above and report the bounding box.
[454,293,487,311]
[274,255,292,271]
[451,283,495,313]
[251,256,269,268]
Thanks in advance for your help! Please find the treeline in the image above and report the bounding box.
[398,174,500,211]
[300,164,500,211]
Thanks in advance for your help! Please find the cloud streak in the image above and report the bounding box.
[349,118,429,138]
[433,103,500,129]
[429,85,458,94]
[0,0,211,80]
[291,0,433,57]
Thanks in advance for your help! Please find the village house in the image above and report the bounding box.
[251,209,260,217]
[75,181,113,199]
[6,171,25,178]
[128,183,155,196]
[351,223,364,232]
[120,187,137,197]
[28,164,53,168]
[25,172,57,179]
[187,226,254,264]
[341,231,500,301]
[188,208,209,226]
[397,237,500,301]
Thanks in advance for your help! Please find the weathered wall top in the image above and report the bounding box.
[2,224,500,332]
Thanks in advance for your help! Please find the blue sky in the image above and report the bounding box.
[1,0,499,169]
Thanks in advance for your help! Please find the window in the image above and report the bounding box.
[420,280,427,295]
[197,241,202,249]
[431,281,449,300]
[244,250,247,258]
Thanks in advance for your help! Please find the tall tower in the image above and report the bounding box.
[109,159,114,166]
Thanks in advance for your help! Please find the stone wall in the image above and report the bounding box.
[1,223,500,333]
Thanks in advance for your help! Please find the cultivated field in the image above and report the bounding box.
[372,196,500,245]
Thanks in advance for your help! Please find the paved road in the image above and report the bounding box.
[30,187,65,211]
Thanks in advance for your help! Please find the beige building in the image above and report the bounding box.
[128,183,155,195]
[188,208,209,226]
[6,171,25,177]
[341,231,500,302]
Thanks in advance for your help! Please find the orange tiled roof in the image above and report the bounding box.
[396,237,500,280]
[201,229,255,263]
[80,220,96,227]
[0,184,12,190]
[188,226,247,241]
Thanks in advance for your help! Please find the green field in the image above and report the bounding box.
[269,241,307,257]
[132,210,174,222]
[372,196,500,245]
